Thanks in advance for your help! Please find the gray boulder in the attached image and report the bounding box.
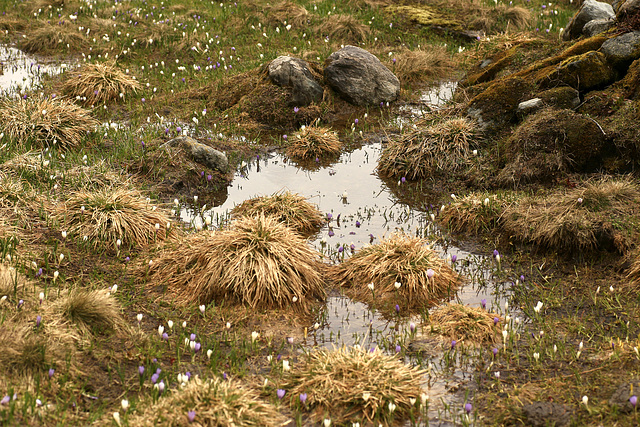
[582,18,615,36]
[324,45,400,106]
[517,98,543,115]
[601,31,640,69]
[609,380,640,413]
[615,0,640,16]
[162,136,228,173]
[562,0,615,40]
[267,56,323,106]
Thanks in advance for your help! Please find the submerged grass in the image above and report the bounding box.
[141,214,326,312]
[281,346,425,425]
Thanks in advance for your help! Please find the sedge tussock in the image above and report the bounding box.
[438,192,516,234]
[393,47,456,84]
[316,14,370,43]
[0,95,98,150]
[286,122,342,160]
[0,263,27,302]
[281,346,425,425]
[377,117,479,180]
[0,325,51,376]
[141,215,325,312]
[130,376,286,426]
[503,178,640,252]
[331,233,460,312]
[61,62,141,105]
[19,24,86,54]
[55,187,176,253]
[46,289,123,338]
[428,303,502,344]
[230,190,324,237]
[264,1,310,27]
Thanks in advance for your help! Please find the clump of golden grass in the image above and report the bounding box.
[264,0,310,27]
[130,376,286,426]
[503,178,640,252]
[377,117,479,180]
[0,264,26,300]
[61,63,141,105]
[393,47,456,84]
[19,25,85,54]
[428,303,502,344]
[55,187,175,253]
[45,289,123,338]
[281,346,425,425]
[230,191,325,237]
[142,215,325,312]
[0,325,51,375]
[0,95,98,150]
[286,122,342,160]
[317,14,370,43]
[331,233,460,312]
[438,192,515,234]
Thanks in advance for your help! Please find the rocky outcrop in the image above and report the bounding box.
[324,46,400,106]
[562,0,615,40]
[539,51,616,91]
[601,31,640,70]
[582,18,615,37]
[268,56,323,106]
[162,136,228,173]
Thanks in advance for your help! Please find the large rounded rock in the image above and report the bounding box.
[324,45,400,106]
[562,0,614,41]
[162,136,228,173]
[582,18,615,37]
[601,31,640,70]
[268,56,323,106]
[540,51,616,91]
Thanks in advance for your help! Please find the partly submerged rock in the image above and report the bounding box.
[522,402,573,427]
[162,136,228,173]
[324,45,400,106]
[601,31,640,70]
[268,56,323,106]
[609,380,640,413]
[466,76,534,133]
[562,0,615,41]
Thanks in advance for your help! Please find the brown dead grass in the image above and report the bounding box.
[55,187,176,253]
[61,62,141,105]
[141,215,326,312]
[286,121,342,160]
[19,24,86,54]
[393,47,456,84]
[378,117,479,180]
[0,95,98,150]
[130,376,286,426]
[438,192,516,234]
[230,191,325,237]
[331,233,460,313]
[281,346,425,425]
[316,14,370,43]
[503,178,640,252]
[428,303,502,345]
[264,0,310,27]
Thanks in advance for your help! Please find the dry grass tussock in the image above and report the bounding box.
[142,215,325,312]
[469,5,531,33]
[55,187,175,253]
[316,14,370,43]
[393,47,456,84]
[286,122,342,160]
[428,303,502,344]
[0,95,97,150]
[378,117,479,180]
[281,346,425,425]
[332,233,460,312]
[130,376,286,426]
[503,178,640,252]
[61,63,141,105]
[438,192,516,234]
[0,324,55,376]
[0,263,27,302]
[230,191,325,237]
[263,1,310,27]
[19,24,85,54]
[44,289,123,340]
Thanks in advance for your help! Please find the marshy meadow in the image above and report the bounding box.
[1,0,640,424]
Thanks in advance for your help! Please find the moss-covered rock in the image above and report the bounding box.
[498,108,607,186]
[618,57,640,98]
[537,51,616,91]
[537,86,581,109]
[386,5,463,30]
[466,76,535,133]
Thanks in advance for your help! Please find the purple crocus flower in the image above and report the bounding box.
[395,344,401,353]
[48,368,55,378]
[151,373,159,384]
[395,304,400,313]
[338,246,344,253]
[492,348,498,357]
[190,333,196,341]
[451,254,457,263]
[481,299,486,309]
[0,396,9,405]
[300,393,307,403]
[276,389,286,399]
[138,366,145,376]
[162,332,168,341]
[465,403,472,414]
[187,410,196,423]
[36,315,41,327]
[631,395,638,407]
[451,340,457,349]
[493,317,499,325]
[355,221,361,228]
